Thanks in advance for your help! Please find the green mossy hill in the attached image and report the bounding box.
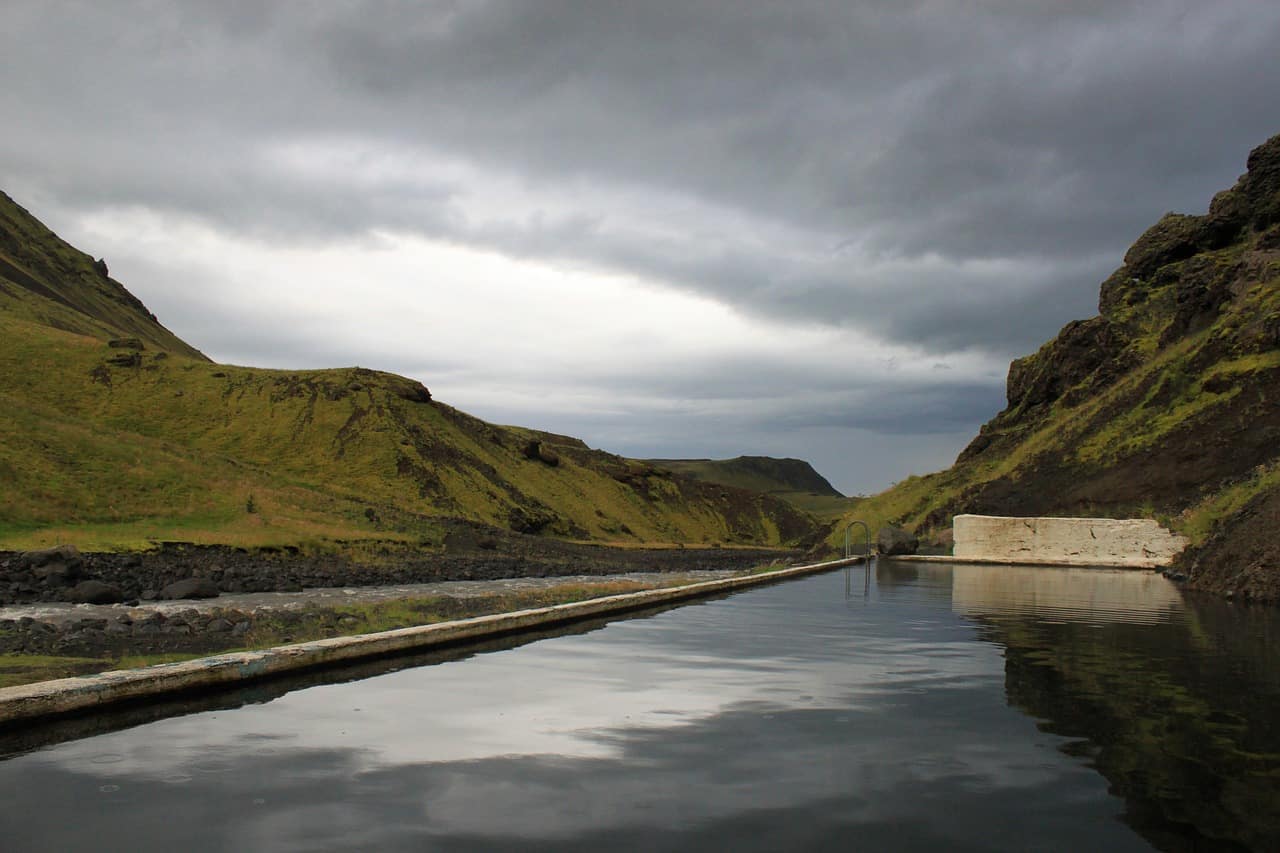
[648,456,856,521]
[0,191,206,360]
[0,194,817,552]
[839,132,1280,599]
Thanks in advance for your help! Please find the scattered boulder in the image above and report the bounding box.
[1122,213,1208,281]
[392,379,432,403]
[108,338,145,350]
[522,440,560,467]
[160,577,221,600]
[930,529,955,553]
[20,544,82,569]
[67,580,124,604]
[877,525,919,556]
[507,504,558,534]
[21,545,84,587]
[105,351,142,368]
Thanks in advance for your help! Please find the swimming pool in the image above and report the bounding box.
[1,561,1276,851]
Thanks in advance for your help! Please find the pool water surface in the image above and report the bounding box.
[0,561,1276,851]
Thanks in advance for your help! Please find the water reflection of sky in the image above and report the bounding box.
[0,569,1171,851]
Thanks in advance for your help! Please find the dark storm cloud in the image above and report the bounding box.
[6,0,1277,358]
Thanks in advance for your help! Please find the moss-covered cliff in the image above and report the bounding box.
[839,132,1280,599]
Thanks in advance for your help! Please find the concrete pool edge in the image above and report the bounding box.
[0,556,863,727]
[885,554,1165,570]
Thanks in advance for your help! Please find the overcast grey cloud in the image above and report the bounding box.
[3,1,1279,493]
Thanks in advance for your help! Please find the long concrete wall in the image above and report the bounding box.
[952,514,1188,568]
[0,556,860,727]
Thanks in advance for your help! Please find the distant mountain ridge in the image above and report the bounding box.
[844,132,1280,600]
[0,191,818,552]
[647,456,843,497]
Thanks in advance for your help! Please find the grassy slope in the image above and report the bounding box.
[0,191,205,360]
[0,196,817,552]
[0,313,816,551]
[648,456,857,521]
[831,134,1280,576]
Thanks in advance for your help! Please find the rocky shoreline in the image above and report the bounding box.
[0,528,796,607]
[0,571,744,661]
[0,531,797,666]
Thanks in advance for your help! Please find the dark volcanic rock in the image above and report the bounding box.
[1157,256,1239,346]
[522,440,560,467]
[22,545,84,587]
[507,504,558,534]
[160,578,221,600]
[391,379,432,403]
[107,338,145,350]
[20,544,83,570]
[877,525,919,556]
[1004,316,1127,413]
[105,351,142,367]
[1121,213,1210,281]
[1242,132,1280,229]
[67,580,124,604]
[0,526,803,606]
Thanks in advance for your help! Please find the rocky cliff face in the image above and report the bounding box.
[962,133,1280,476]
[851,132,1280,600]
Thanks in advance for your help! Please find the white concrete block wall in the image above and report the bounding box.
[952,514,1189,568]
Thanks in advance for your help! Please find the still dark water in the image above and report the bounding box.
[1,562,1277,852]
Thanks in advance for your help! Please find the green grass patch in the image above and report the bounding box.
[0,653,107,687]
[1176,461,1280,545]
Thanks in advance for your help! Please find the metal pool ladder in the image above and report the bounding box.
[844,520,873,597]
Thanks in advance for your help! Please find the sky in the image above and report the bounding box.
[3,1,1279,495]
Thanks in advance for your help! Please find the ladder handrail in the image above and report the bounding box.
[844,520,870,559]
[844,520,873,598]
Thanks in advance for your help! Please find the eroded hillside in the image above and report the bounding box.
[0,193,817,552]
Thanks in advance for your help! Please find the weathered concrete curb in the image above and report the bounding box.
[0,557,860,727]
[886,554,1158,570]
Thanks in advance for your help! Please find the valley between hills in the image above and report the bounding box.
[2,132,1279,610]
